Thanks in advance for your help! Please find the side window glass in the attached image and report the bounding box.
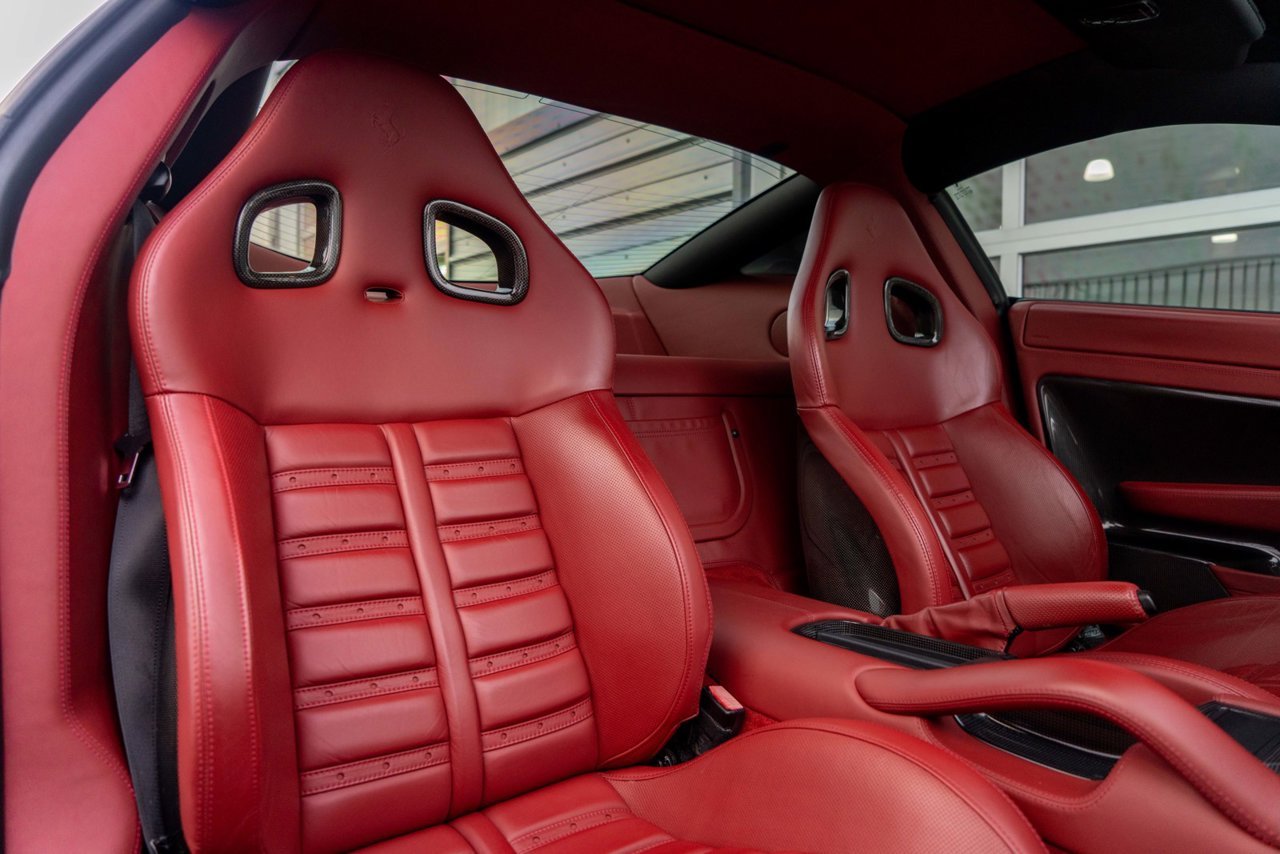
[248,199,318,272]
[947,124,1280,313]
[432,220,500,283]
[257,64,794,279]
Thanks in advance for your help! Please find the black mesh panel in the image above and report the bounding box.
[797,431,900,615]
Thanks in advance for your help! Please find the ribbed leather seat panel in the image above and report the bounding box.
[871,424,1016,597]
[415,419,599,805]
[267,424,450,850]
[263,418,598,848]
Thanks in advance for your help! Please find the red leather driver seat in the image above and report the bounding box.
[789,182,1280,691]
[131,54,1043,852]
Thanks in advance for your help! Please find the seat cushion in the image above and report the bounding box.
[359,719,1045,853]
[1100,596,1280,696]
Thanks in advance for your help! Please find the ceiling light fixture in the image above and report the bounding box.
[1211,232,1239,244]
[1083,159,1115,182]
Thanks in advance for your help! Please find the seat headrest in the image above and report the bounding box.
[132,51,613,424]
[788,183,1002,429]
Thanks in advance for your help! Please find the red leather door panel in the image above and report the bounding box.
[614,355,802,590]
[626,411,751,541]
[0,5,310,850]
[1010,301,1280,440]
[1008,300,1280,601]
[1118,481,1280,534]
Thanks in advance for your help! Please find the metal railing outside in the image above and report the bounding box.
[1025,254,1280,312]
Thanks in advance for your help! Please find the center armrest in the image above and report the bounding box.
[708,578,1272,720]
[882,581,1152,653]
[708,578,1280,852]
[706,580,915,724]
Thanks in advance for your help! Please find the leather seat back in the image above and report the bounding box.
[788,184,1106,631]
[132,52,709,853]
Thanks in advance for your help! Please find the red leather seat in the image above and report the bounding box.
[131,54,1043,853]
[788,182,1280,687]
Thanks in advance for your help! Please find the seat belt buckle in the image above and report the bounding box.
[147,835,178,854]
[114,430,150,491]
[650,683,745,766]
[703,684,745,733]
[116,449,143,490]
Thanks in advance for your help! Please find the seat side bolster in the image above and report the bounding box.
[150,392,301,854]
[515,392,710,768]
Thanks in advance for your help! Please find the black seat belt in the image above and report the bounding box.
[108,191,187,854]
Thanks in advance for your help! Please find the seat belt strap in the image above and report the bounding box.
[107,198,187,854]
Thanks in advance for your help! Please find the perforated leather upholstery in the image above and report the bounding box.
[789,182,1280,675]
[132,54,1043,852]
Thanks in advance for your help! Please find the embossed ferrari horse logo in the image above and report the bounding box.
[373,104,403,145]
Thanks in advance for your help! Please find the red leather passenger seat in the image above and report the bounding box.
[131,54,1043,852]
[788,182,1280,689]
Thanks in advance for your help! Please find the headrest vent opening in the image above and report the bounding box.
[423,199,529,306]
[233,179,342,288]
[884,277,943,347]
[824,269,851,340]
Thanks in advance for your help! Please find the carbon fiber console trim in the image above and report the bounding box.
[956,711,1130,780]
[794,620,1007,669]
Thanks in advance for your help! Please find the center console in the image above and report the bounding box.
[794,619,1009,668]
[794,616,1280,783]
[794,618,1133,779]
[709,579,1280,853]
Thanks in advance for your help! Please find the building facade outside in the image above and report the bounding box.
[249,61,1280,319]
[947,123,1280,313]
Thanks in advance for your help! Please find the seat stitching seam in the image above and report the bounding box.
[285,595,424,629]
[511,807,628,849]
[437,514,542,543]
[470,632,577,678]
[300,743,450,795]
[482,698,594,751]
[293,666,440,710]
[277,529,408,559]
[454,570,558,608]
[201,396,263,841]
[423,458,524,481]
[587,392,705,764]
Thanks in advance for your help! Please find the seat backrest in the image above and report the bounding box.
[131,52,709,854]
[788,183,1106,622]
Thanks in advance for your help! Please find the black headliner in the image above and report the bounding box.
[905,53,1280,193]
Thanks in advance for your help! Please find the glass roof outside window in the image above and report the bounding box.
[445,79,793,279]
